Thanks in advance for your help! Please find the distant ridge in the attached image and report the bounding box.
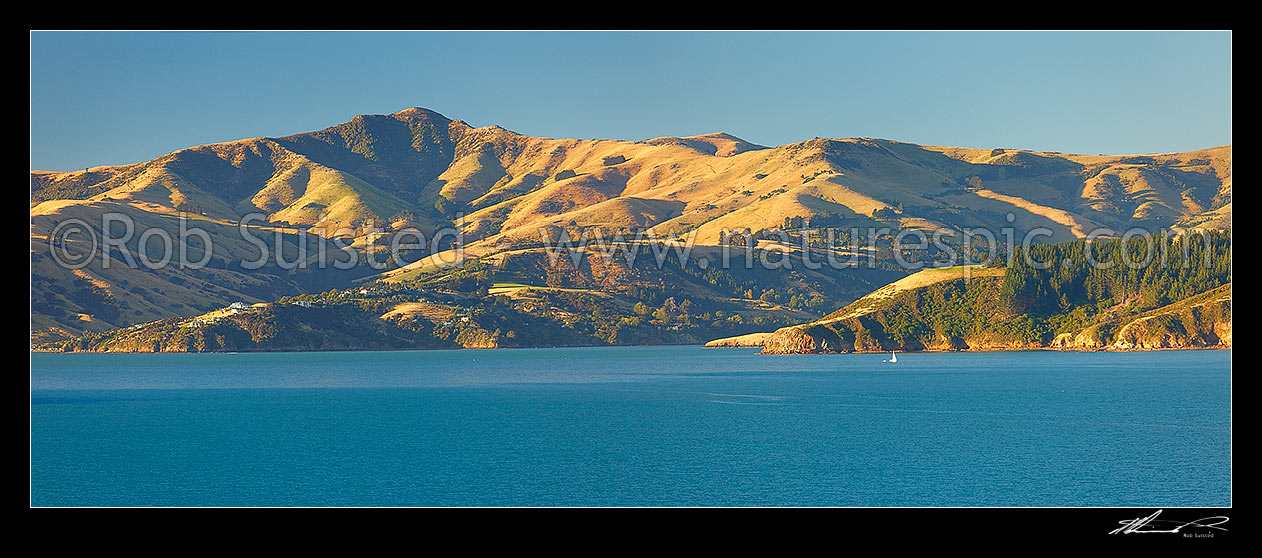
[31,107,1231,343]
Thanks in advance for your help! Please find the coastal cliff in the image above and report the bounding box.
[1052,284,1231,350]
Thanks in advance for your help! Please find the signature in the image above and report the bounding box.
[1109,510,1229,535]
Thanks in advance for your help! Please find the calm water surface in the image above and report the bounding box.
[30,347,1231,507]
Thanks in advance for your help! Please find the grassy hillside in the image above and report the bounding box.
[31,107,1232,344]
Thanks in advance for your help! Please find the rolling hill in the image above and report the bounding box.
[31,107,1231,345]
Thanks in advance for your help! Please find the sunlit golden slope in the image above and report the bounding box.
[424,128,1230,249]
[34,107,1232,249]
[31,107,1231,342]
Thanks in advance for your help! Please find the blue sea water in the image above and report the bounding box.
[30,347,1231,507]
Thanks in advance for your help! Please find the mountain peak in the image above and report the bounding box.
[683,131,741,141]
[644,132,767,157]
[388,106,453,122]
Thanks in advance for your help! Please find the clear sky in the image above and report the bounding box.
[30,31,1231,172]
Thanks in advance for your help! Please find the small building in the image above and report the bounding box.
[228,301,249,310]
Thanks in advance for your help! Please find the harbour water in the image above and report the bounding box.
[30,346,1231,507]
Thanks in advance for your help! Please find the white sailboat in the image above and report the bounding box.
[883,351,898,363]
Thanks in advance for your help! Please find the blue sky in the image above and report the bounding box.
[30,31,1231,172]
